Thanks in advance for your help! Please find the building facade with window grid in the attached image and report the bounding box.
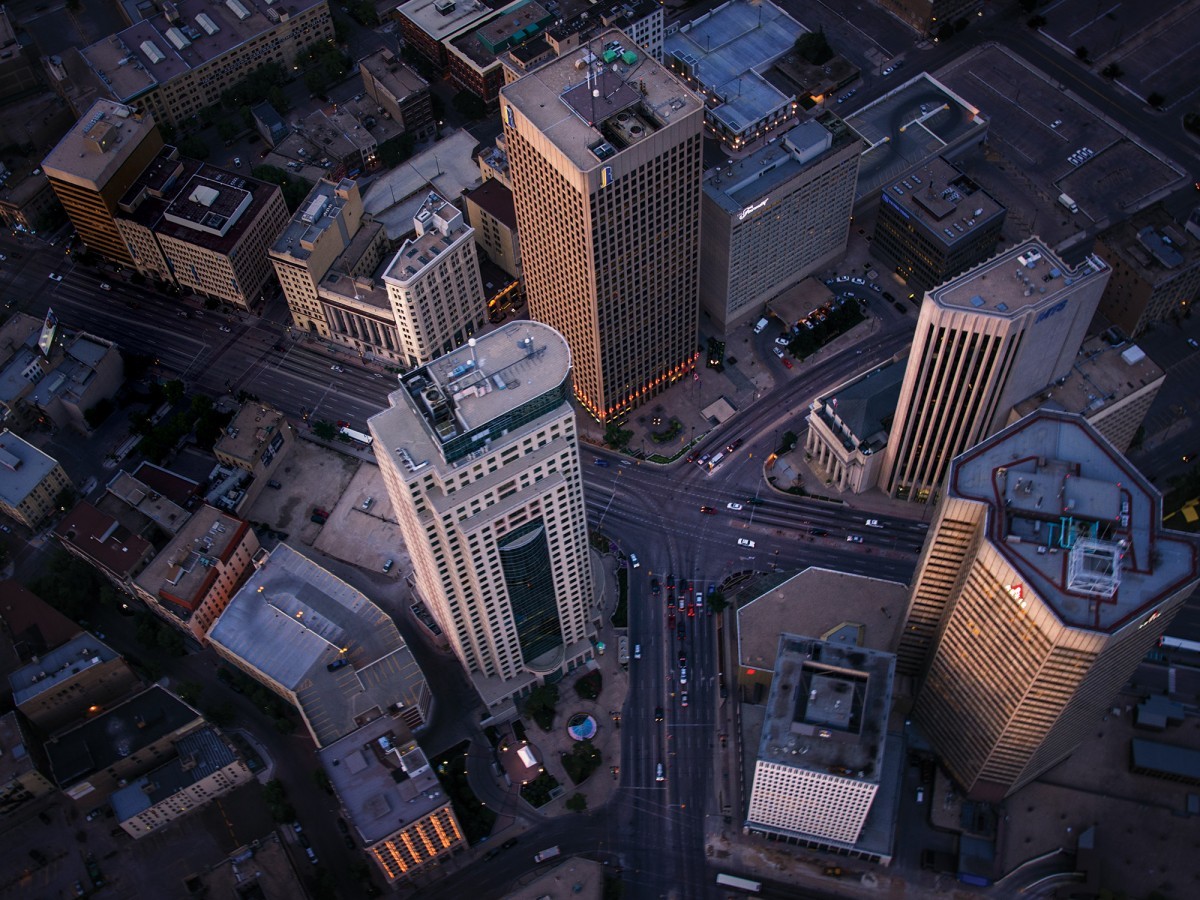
[501,29,703,423]
[880,240,1109,503]
[899,410,1199,801]
[369,321,594,714]
[746,635,895,852]
[700,115,862,332]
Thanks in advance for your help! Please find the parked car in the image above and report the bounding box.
[737,538,755,548]
[267,480,282,489]
[382,558,394,573]
[48,273,63,282]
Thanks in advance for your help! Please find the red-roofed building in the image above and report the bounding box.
[55,502,154,593]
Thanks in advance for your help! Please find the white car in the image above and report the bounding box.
[679,667,688,685]
[851,276,865,285]
[630,553,640,568]
[99,282,112,291]
[773,346,785,358]
[870,283,882,293]
[727,502,743,511]
[866,519,882,528]
[331,364,344,373]
[48,273,63,282]
[883,66,894,75]
[219,325,232,333]
[737,538,756,548]
[846,535,864,543]
[0,252,6,260]
[775,336,790,346]
[634,644,641,660]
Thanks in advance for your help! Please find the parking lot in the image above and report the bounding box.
[1040,0,1200,109]
[935,45,1186,229]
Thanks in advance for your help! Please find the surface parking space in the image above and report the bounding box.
[312,460,409,575]
[246,438,360,546]
[936,46,1185,227]
[1041,0,1200,108]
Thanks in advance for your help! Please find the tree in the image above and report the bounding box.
[566,792,588,813]
[604,422,632,449]
[312,419,337,440]
[1101,63,1123,79]
[84,398,115,428]
[708,589,729,614]
[176,680,203,704]
[178,135,211,160]
[1147,92,1166,108]
[1074,46,1090,62]
[793,29,834,66]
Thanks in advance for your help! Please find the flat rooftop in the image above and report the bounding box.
[738,567,910,672]
[1011,334,1165,423]
[0,429,60,507]
[207,543,424,747]
[10,632,120,707]
[932,239,1108,315]
[359,49,428,101]
[105,469,190,533]
[213,403,288,466]
[949,409,1199,633]
[664,0,803,136]
[41,100,158,188]
[843,73,987,203]
[381,190,470,286]
[76,0,328,103]
[134,506,251,617]
[757,634,895,784]
[462,177,517,230]
[44,685,202,787]
[704,115,862,217]
[109,726,240,822]
[0,711,40,788]
[270,178,359,264]
[370,320,570,470]
[55,502,154,579]
[398,0,512,42]
[1099,204,1200,285]
[880,155,1005,250]
[500,28,702,172]
[317,715,448,845]
[448,0,555,69]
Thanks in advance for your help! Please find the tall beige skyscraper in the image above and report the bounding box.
[881,240,1110,502]
[899,410,1199,800]
[500,30,704,423]
[368,322,595,713]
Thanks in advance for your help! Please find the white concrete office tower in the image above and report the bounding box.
[880,240,1110,503]
[746,635,895,851]
[382,191,488,367]
[899,411,1199,801]
[501,29,704,424]
[369,322,595,713]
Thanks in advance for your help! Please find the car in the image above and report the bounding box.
[1188,338,1199,349]
[267,479,282,489]
[811,528,829,537]
[48,273,63,282]
[330,364,344,373]
[1183,453,1196,463]
[0,524,10,533]
[737,538,756,548]
[846,535,864,543]
[594,457,610,467]
[0,252,6,260]
[99,282,112,291]
[804,320,815,330]
[306,847,318,864]
[852,276,865,285]
[326,658,349,672]
[882,66,894,75]
[361,497,374,510]
[726,439,744,452]
[666,574,675,589]
[782,357,793,369]
[650,578,660,595]
[727,502,743,511]
[836,274,849,282]
[656,762,665,782]
[1051,119,1063,129]
[894,301,908,313]
[680,691,688,707]
[86,807,104,822]
[483,847,501,861]
[680,578,689,594]
[233,156,242,167]
[655,706,664,722]
[882,291,896,302]
[634,644,641,660]
[677,621,686,640]
[382,558,394,572]
[919,103,929,114]
[219,325,232,332]
[502,838,519,850]
[679,651,687,666]
[75,882,86,897]
[775,336,790,346]
[630,553,640,568]
[916,787,925,803]
[871,283,882,292]
[700,505,716,514]
[866,519,882,528]
[680,667,687,684]
[773,346,784,358]
[292,821,304,834]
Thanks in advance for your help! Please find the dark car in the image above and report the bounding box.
[894,301,907,313]
[655,706,664,722]
[501,838,519,850]
[700,506,716,514]
[677,622,686,640]
[726,438,744,453]
[812,528,829,537]
[326,658,349,672]
[650,578,660,595]
[882,291,895,302]
[594,457,610,467]
[267,479,282,489]
[666,574,675,589]
[679,652,687,666]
